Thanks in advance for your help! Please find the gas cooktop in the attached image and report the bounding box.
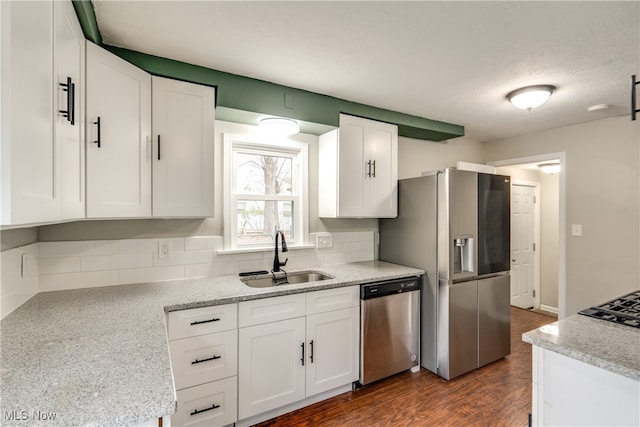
[579,290,640,329]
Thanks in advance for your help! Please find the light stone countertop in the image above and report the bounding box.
[0,260,423,426]
[522,314,640,380]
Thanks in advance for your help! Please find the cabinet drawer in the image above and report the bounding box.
[239,294,305,328]
[306,286,359,315]
[173,376,237,427]
[168,303,237,340]
[170,330,238,390]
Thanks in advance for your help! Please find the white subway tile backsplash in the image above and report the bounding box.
[39,271,118,292]
[81,253,153,272]
[39,240,118,258]
[118,266,184,285]
[153,250,213,267]
[39,257,82,275]
[185,236,221,251]
[0,230,377,315]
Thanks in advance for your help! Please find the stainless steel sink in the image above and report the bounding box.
[241,271,333,288]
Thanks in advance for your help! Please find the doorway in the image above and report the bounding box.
[493,153,565,318]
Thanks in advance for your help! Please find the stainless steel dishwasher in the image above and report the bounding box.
[360,277,421,385]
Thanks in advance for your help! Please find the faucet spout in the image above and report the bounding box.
[273,229,289,272]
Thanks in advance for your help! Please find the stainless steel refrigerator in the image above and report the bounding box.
[380,168,511,380]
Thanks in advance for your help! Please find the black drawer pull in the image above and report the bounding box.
[190,317,220,326]
[300,342,305,366]
[190,403,220,416]
[93,117,101,148]
[309,340,314,363]
[191,355,221,365]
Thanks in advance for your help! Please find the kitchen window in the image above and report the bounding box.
[223,134,308,251]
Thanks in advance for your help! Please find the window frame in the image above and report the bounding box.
[223,133,309,251]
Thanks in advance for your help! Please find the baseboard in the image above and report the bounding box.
[539,304,558,314]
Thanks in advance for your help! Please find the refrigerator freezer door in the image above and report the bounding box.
[478,275,511,367]
[440,279,478,380]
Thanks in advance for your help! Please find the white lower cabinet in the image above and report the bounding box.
[238,287,360,422]
[167,303,238,427]
[238,317,306,419]
[173,377,237,427]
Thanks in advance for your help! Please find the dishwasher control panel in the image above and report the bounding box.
[361,277,420,299]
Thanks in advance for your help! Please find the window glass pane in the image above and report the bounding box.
[237,200,294,244]
[235,152,292,196]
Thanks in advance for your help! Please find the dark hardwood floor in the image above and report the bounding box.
[255,307,554,427]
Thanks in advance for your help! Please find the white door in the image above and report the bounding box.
[511,184,536,308]
[54,0,85,221]
[238,317,306,420]
[305,306,359,397]
[152,76,215,217]
[86,42,152,218]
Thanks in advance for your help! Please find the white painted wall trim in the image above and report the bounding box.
[489,152,567,319]
[539,304,559,314]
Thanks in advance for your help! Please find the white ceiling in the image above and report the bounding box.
[93,1,640,142]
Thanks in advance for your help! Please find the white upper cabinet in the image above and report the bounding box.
[55,0,85,220]
[319,113,398,218]
[151,76,215,217]
[85,41,152,218]
[1,0,85,226]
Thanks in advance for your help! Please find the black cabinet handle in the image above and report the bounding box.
[372,160,376,178]
[189,317,220,326]
[632,74,639,121]
[191,355,221,365]
[157,135,161,160]
[93,117,101,148]
[190,403,220,416]
[59,77,74,124]
[69,81,75,125]
[309,340,314,363]
[366,160,371,178]
[300,342,305,366]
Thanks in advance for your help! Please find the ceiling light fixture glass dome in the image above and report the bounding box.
[258,117,300,135]
[506,85,556,111]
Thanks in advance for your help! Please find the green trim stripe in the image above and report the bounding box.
[74,4,464,141]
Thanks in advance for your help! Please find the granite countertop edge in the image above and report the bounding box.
[0,260,424,427]
[522,315,640,381]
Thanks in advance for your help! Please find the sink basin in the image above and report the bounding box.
[241,271,333,288]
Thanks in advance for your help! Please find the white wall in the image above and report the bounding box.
[483,116,639,316]
[398,136,484,179]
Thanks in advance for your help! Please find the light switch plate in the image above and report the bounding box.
[316,234,333,249]
[571,224,583,237]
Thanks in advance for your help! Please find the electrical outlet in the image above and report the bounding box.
[571,224,583,237]
[158,241,171,259]
[316,234,333,249]
[21,253,29,277]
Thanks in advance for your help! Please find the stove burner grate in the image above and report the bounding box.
[578,290,640,329]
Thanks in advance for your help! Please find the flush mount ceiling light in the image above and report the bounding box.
[258,117,300,135]
[506,85,556,111]
[538,162,561,174]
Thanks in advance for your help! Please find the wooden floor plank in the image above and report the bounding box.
[254,307,553,427]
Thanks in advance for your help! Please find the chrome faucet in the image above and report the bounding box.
[272,228,289,273]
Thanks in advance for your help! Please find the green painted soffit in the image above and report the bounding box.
[72,2,464,141]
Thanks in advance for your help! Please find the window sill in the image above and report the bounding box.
[216,244,316,256]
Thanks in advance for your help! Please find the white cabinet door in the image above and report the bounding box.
[337,116,368,217]
[86,41,152,218]
[54,0,85,221]
[1,1,58,225]
[318,113,398,218]
[238,317,306,419]
[305,306,359,397]
[367,119,398,217]
[152,76,215,217]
